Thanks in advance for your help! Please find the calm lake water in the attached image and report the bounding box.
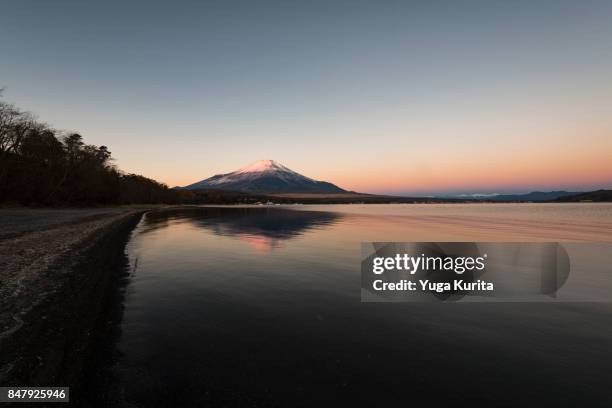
[90,204,612,407]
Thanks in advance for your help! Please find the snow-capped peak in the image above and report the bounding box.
[236,160,292,174]
[183,159,346,193]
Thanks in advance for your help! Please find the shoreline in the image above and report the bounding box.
[0,209,145,397]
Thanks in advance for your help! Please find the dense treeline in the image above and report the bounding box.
[555,189,612,202]
[0,94,180,206]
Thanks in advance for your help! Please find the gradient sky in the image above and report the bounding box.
[1,0,611,195]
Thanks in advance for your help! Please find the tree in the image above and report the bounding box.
[0,94,180,206]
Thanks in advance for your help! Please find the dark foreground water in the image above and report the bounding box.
[89,205,612,407]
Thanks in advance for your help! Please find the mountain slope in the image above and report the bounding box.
[183,160,346,193]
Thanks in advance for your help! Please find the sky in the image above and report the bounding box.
[1,0,611,195]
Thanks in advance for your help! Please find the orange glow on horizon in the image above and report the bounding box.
[131,126,612,195]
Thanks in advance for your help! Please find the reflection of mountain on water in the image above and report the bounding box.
[142,207,341,251]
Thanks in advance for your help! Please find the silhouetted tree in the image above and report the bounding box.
[0,94,180,206]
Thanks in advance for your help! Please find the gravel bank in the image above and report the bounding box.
[0,208,145,396]
[0,208,138,240]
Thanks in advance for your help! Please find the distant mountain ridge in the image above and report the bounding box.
[487,191,580,201]
[183,160,346,194]
[555,189,612,202]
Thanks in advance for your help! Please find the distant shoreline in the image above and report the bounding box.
[163,188,612,205]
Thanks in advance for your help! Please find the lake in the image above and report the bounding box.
[88,204,612,407]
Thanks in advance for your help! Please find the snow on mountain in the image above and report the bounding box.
[183,160,346,193]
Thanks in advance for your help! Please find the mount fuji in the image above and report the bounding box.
[183,160,346,194]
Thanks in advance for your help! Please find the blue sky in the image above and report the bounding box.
[1,0,611,194]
